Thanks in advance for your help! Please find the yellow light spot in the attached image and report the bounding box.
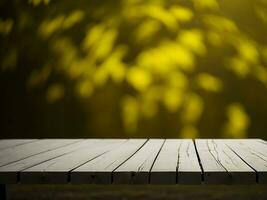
[178,29,206,56]
[76,80,94,98]
[126,67,152,91]
[223,103,250,138]
[52,38,78,68]
[182,93,203,123]
[137,42,195,75]
[110,64,126,84]
[46,84,64,103]
[228,57,250,78]
[144,5,178,31]
[67,58,94,79]
[137,49,173,76]
[83,25,104,50]
[100,46,128,83]
[204,15,238,33]
[93,66,109,87]
[180,125,199,138]
[163,89,183,112]
[193,0,219,10]
[168,72,188,89]
[196,73,223,92]
[171,44,195,71]
[63,10,84,29]
[135,20,161,42]
[237,41,259,64]
[170,6,193,22]
[93,28,118,60]
[121,96,139,133]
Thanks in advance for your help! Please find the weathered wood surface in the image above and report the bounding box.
[223,139,267,184]
[21,139,126,183]
[0,139,80,167]
[0,139,266,184]
[0,140,95,183]
[113,139,164,184]
[150,139,180,184]
[195,139,255,184]
[177,139,202,184]
[0,140,36,150]
[72,139,147,184]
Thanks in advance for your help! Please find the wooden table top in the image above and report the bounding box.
[0,139,266,184]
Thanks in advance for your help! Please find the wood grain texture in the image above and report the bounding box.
[150,139,180,184]
[113,139,165,184]
[71,139,147,184]
[177,139,202,184]
[20,139,126,184]
[0,140,97,184]
[0,140,36,150]
[224,139,267,184]
[0,139,266,185]
[195,139,255,184]
[0,139,79,167]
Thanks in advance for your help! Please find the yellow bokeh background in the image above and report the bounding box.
[1,0,267,139]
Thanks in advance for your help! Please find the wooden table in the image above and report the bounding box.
[0,139,266,199]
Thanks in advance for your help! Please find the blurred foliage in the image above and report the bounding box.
[1,0,267,139]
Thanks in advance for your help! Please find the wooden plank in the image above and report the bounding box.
[177,139,202,184]
[71,139,147,184]
[195,139,225,184]
[0,139,264,185]
[113,139,165,184]
[20,139,126,184]
[0,139,79,167]
[195,139,255,184]
[0,140,36,150]
[224,139,267,184]
[150,139,180,184]
[257,139,267,145]
[235,140,267,154]
[0,139,99,184]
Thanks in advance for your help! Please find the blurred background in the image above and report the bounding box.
[0,0,267,139]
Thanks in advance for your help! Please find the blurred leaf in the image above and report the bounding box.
[228,57,250,78]
[126,67,152,91]
[223,103,250,138]
[76,80,94,98]
[170,6,193,22]
[196,73,223,92]
[46,84,65,103]
[178,29,206,56]
[121,96,139,133]
[181,93,204,123]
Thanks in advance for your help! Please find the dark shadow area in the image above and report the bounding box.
[7,184,267,200]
